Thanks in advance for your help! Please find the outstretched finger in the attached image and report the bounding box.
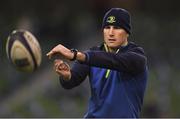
[46,51,53,59]
[47,51,59,59]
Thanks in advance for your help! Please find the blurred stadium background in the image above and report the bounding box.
[0,0,180,117]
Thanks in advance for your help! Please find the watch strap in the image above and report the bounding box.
[70,49,78,61]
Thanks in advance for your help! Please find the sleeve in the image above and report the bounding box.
[59,60,89,89]
[83,47,147,74]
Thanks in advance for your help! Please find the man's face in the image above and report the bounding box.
[103,25,128,49]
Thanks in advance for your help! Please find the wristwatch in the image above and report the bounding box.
[70,48,78,61]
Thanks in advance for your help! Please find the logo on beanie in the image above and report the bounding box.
[107,16,116,23]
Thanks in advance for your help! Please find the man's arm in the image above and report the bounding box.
[77,47,147,74]
[47,44,146,74]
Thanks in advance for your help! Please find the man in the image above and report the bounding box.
[47,8,148,118]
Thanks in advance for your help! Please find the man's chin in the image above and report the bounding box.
[107,45,119,49]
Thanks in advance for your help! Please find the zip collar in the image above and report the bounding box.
[103,42,129,53]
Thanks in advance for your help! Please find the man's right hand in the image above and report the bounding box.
[54,59,71,80]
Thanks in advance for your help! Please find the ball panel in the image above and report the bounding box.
[23,30,42,67]
[6,33,19,63]
[10,40,34,72]
[14,30,38,70]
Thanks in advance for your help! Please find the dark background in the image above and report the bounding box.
[0,0,180,117]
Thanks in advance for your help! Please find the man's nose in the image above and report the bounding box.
[109,27,114,36]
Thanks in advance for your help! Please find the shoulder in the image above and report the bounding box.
[126,42,146,55]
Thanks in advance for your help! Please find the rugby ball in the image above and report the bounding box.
[6,29,42,72]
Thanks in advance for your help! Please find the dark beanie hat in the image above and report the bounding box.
[102,8,131,34]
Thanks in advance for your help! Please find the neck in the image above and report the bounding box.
[121,40,128,46]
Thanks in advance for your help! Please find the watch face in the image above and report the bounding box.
[71,49,78,52]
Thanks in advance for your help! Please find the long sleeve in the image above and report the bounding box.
[59,61,89,89]
[83,45,147,74]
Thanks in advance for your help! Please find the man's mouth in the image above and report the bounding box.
[108,39,116,42]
